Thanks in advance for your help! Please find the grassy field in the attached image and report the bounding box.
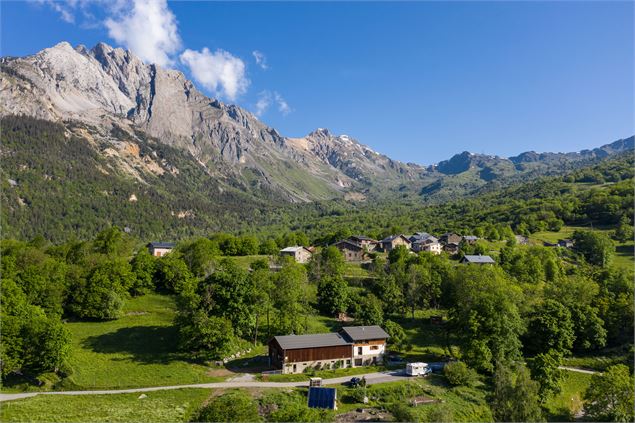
[544,371,592,421]
[392,309,457,362]
[529,225,634,271]
[343,262,373,279]
[0,370,593,422]
[259,365,387,382]
[1,389,211,423]
[225,254,271,270]
[62,294,223,390]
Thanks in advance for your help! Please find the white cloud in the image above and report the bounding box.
[180,48,249,101]
[252,50,268,70]
[104,0,181,66]
[36,0,76,23]
[274,92,291,115]
[255,91,271,117]
[254,90,291,117]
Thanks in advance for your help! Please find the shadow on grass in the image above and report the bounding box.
[225,355,271,373]
[81,325,193,364]
[616,244,634,256]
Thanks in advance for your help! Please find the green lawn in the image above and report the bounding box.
[392,309,458,362]
[62,294,223,390]
[613,241,634,271]
[529,225,633,271]
[544,371,592,421]
[343,262,372,279]
[225,255,271,270]
[529,226,593,244]
[1,389,211,423]
[259,365,386,382]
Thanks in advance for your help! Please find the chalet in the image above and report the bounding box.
[280,246,313,263]
[349,235,379,251]
[340,326,390,367]
[379,235,411,252]
[558,239,574,248]
[409,232,438,243]
[461,254,495,265]
[413,241,442,255]
[334,240,367,262]
[439,233,462,245]
[148,242,175,257]
[443,242,460,255]
[463,235,479,244]
[268,325,389,374]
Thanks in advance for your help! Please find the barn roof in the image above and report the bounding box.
[462,254,495,263]
[273,333,350,350]
[334,240,363,251]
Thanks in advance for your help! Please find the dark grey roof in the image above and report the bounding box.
[341,325,390,341]
[462,255,495,263]
[380,234,410,244]
[273,333,350,350]
[148,242,176,249]
[334,240,363,251]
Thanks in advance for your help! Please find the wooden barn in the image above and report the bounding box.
[269,333,352,374]
[268,326,389,374]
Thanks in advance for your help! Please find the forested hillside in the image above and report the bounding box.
[2,114,633,244]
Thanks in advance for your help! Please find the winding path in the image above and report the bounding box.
[0,370,407,402]
[558,366,599,375]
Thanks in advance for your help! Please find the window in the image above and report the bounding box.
[357,347,363,355]
[370,345,379,350]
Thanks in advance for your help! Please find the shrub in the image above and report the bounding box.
[443,361,478,387]
[194,390,260,422]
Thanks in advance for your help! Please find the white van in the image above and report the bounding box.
[406,362,431,377]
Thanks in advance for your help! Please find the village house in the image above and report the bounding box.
[408,232,438,244]
[348,235,379,252]
[462,235,479,244]
[341,326,390,367]
[409,232,441,254]
[379,235,411,252]
[558,239,574,248]
[461,254,495,265]
[147,242,175,257]
[268,326,390,374]
[413,240,443,255]
[439,233,462,245]
[280,246,313,263]
[443,242,460,255]
[333,240,368,262]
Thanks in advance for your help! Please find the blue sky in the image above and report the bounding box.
[2,1,633,164]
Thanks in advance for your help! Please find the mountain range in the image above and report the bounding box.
[0,41,633,239]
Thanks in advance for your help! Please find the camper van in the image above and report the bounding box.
[406,362,431,377]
